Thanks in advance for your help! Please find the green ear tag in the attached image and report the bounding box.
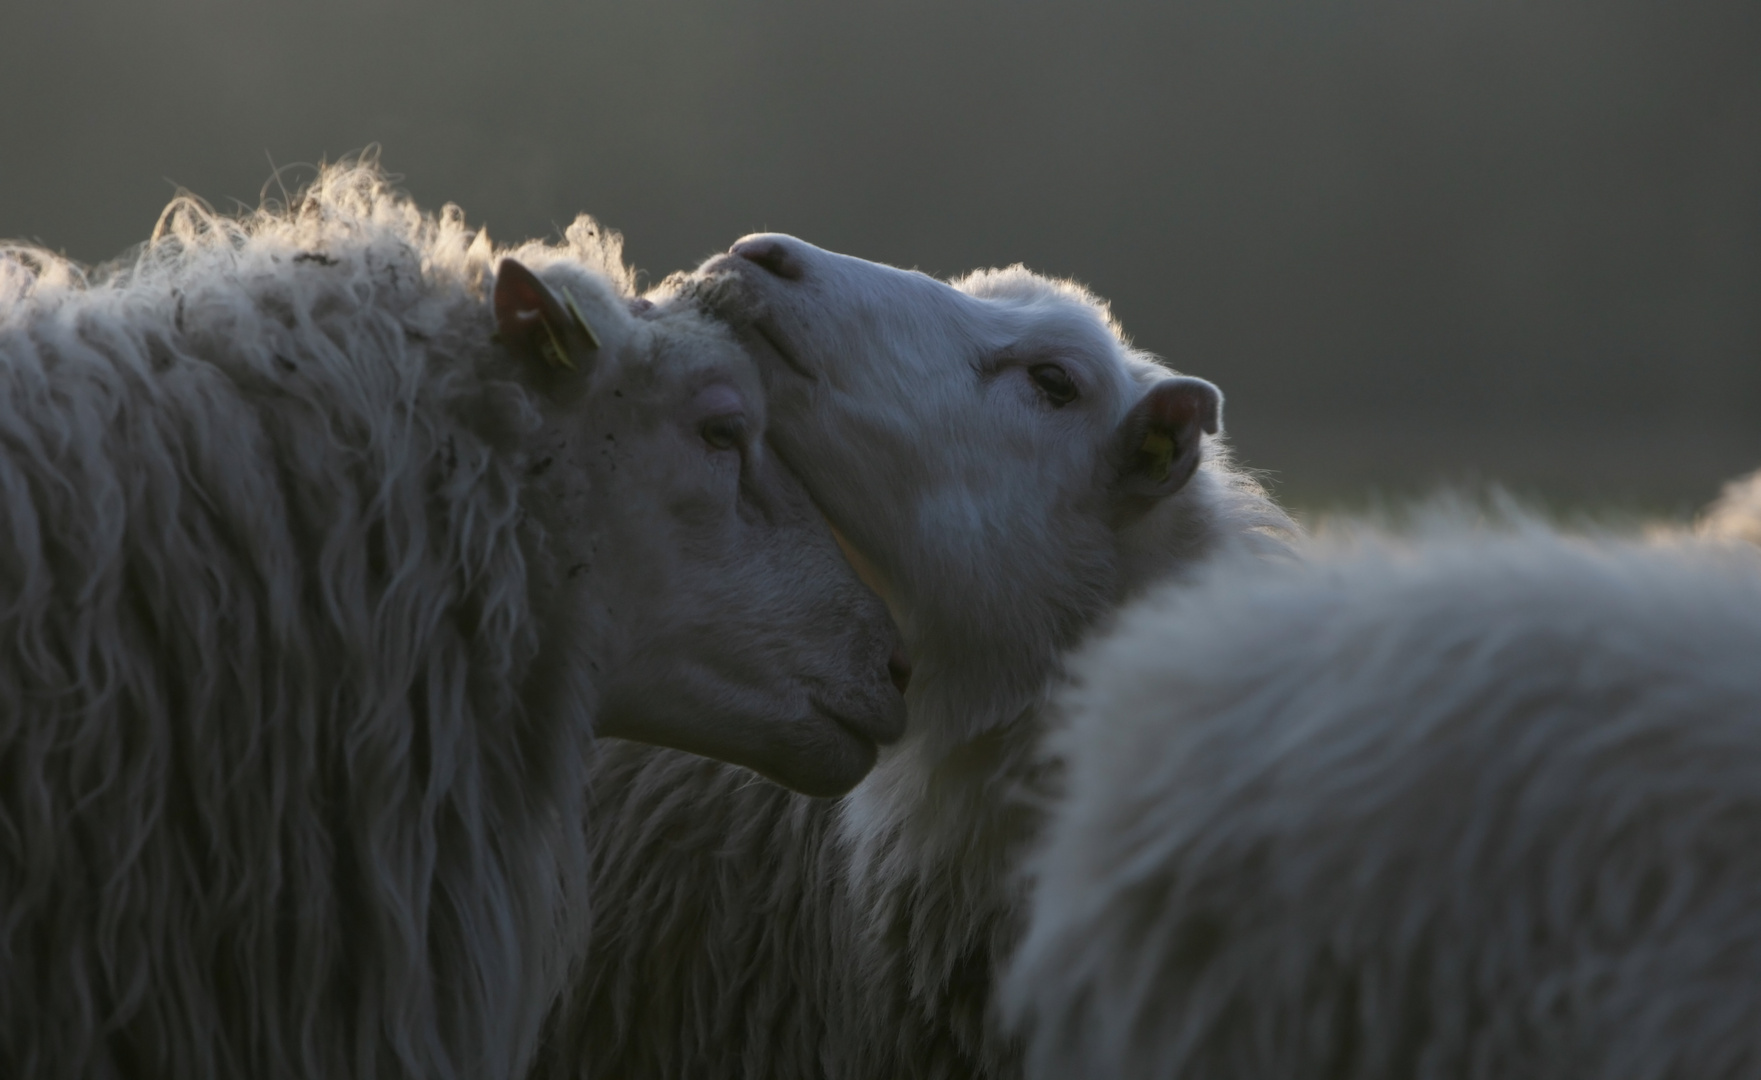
[564,295,602,351]
[539,321,576,371]
[1139,430,1176,481]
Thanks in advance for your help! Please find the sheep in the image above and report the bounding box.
[1002,511,1761,1079]
[1700,467,1761,545]
[0,164,905,1080]
[533,235,1296,1079]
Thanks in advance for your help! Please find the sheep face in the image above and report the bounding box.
[495,259,906,797]
[696,238,1223,745]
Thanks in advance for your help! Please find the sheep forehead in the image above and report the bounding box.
[850,273,1114,359]
[798,266,1152,437]
[616,301,765,418]
[952,264,1121,332]
[953,263,1094,302]
[996,305,1129,365]
[948,267,1138,366]
[654,318,761,394]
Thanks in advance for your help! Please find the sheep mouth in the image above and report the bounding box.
[811,695,906,749]
[740,698,895,799]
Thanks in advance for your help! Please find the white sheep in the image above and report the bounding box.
[0,165,904,1080]
[1003,511,1761,1079]
[534,235,1295,1078]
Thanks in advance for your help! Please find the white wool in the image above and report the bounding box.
[538,238,1296,1079]
[0,162,589,1080]
[0,161,903,1080]
[1005,509,1761,1078]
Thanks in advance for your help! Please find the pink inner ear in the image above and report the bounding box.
[1147,387,1199,428]
[690,383,745,420]
[493,259,561,344]
[495,280,543,328]
[1141,379,1221,436]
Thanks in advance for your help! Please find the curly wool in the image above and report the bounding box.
[1006,511,1761,1079]
[0,163,618,1079]
[536,244,1297,1080]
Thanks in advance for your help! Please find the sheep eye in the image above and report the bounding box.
[1029,364,1078,407]
[700,414,746,450]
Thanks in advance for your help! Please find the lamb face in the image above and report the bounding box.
[699,236,1231,744]
[495,258,907,798]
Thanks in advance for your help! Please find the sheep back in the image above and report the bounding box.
[1008,520,1761,1080]
[0,164,598,1080]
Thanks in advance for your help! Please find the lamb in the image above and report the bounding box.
[533,235,1295,1078]
[0,165,905,1080]
[1002,512,1761,1079]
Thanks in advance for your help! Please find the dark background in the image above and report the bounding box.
[3,0,1756,512]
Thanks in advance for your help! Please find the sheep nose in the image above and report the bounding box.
[730,236,805,281]
[887,648,912,695]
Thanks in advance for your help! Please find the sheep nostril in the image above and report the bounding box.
[887,649,912,695]
[730,237,804,281]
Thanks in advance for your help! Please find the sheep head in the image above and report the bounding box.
[696,235,1280,750]
[493,255,908,797]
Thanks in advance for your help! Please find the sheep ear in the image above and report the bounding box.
[493,258,600,375]
[1109,376,1221,501]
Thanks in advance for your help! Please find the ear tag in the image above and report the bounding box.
[538,319,576,371]
[1139,430,1176,481]
[564,294,602,351]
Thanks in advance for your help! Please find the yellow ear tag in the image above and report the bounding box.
[565,295,602,351]
[1139,430,1176,480]
[538,320,576,371]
